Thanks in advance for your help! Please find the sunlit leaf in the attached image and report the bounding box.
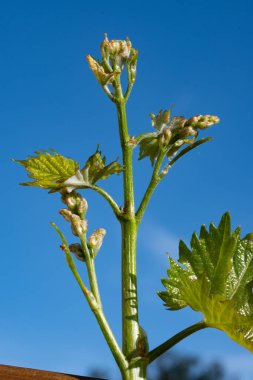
[159,212,253,352]
[81,149,123,184]
[14,150,79,190]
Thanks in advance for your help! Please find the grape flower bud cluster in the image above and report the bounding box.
[139,109,220,165]
[59,191,106,261]
[86,34,138,90]
[165,113,220,157]
[154,111,219,149]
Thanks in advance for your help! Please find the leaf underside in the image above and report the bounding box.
[159,212,253,353]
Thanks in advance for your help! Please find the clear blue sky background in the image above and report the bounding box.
[1,0,253,379]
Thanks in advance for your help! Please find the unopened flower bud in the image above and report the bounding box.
[163,128,172,145]
[180,126,197,138]
[100,34,132,71]
[127,48,138,84]
[186,115,199,127]
[71,215,88,236]
[185,114,220,129]
[88,228,106,257]
[69,243,85,262]
[174,139,184,147]
[61,192,88,219]
[100,34,110,61]
[59,209,73,222]
[59,208,87,237]
[77,197,88,219]
[61,192,78,210]
[158,128,172,148]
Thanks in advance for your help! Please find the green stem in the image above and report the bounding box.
[124,82,134,102]
[123,363,147,380]
[168,137,213,167]
[63,182,121,219]
[51,223,128,374]
[102,84,116,102]
[134,132,157,145]
[80,235,102,308]
[120,220,138,355]
[114,77,140,366]
[148,321,208,364]
[136,151,166,226]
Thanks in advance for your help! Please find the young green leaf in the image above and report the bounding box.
[86,55,114,86]
[81,149,123,184]
[138,136,160,166]
[158,212,253,353]
[13,150,79,190]
[150,109,172,131]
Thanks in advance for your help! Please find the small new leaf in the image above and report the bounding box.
[86,55,114,86]
[150,108,171,131]
[138,136,160,166]
[81,149,123,184]
[159,212,253,353]
[14,150,79,191]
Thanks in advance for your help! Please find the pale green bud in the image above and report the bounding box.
[61,192,88,219]
[100,33,110,61]
[71,215,88,237]
[77,197,88,219]
[174,139,184,147]
[61,192,78,210]
[100,34,132,71]
[186,114,220,129]
[69,243,85,262]
[126,48,138,84]
[60,209,88,237]
[88,228,106,257]
[180,126,197,138]
[59,208,73,222]
[158,128,172,148]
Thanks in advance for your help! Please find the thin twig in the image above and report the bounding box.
[79,235,102,309]
[103,85,116,102]
[136,151,166,225]
[51,223,128,373]
[148,321,208,364]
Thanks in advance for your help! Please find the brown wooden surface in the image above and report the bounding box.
[0,365,106,380]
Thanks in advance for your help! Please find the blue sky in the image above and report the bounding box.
[1,0,253,379]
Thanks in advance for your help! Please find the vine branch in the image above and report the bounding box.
[148,321,208,364]
[136,151,166,225]
[79,235,102,309]
[51,223,128,373]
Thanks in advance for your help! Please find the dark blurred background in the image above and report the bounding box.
[89,352,239,380]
